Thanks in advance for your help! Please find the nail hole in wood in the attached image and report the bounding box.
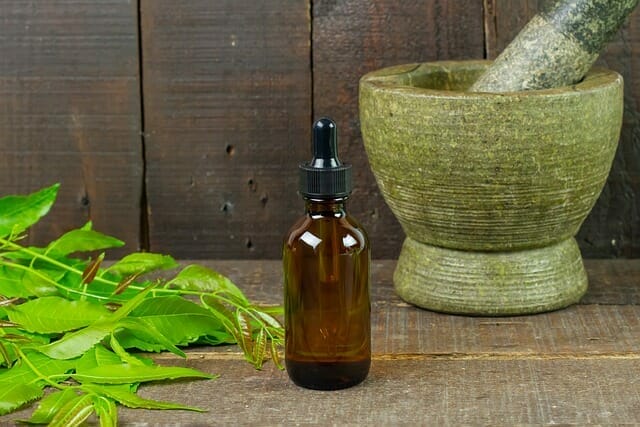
[226,144,235,156]
[220,201,233,214]
[248,178,257,192]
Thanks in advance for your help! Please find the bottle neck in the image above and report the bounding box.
[304,197,348,216]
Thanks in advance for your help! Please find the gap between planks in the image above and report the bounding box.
[153,350,640,362]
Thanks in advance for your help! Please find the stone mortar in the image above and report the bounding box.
[359,60,623,315]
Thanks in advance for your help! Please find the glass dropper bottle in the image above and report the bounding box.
[283,117,371,390]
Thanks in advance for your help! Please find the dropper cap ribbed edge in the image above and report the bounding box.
[299,118,352,198]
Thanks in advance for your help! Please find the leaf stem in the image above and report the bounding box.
[15,347,67,390]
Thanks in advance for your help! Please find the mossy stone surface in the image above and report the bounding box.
[395,237,587,316]
[359,60,623,314]
[470,0,638,92]
[360,60,622,252]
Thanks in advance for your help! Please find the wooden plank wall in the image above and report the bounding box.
[0,0,142,256]
[0,0,638,259]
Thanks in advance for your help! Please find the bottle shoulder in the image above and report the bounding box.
[283,212,369,254]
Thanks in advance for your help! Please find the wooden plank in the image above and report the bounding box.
[0,0,142,255]
[484,0,640,258]
[119,358,640,424]
[483,0,543,59]
[200,259,640,306]
[185,260,640,356]
[2,259,640,424]
[312,0,485,258]
[5,357,639,424]
[140,0,311,259]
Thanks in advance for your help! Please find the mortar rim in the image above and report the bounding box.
[360,59,622,99]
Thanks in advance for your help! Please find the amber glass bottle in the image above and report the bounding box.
[283,118,371,390]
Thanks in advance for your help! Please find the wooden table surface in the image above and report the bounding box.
[3,259,640,425]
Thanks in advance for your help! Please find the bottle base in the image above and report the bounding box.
[285,358,370,390]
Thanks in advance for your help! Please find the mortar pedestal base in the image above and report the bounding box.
[394,237,587,316]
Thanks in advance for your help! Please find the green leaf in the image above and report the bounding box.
[73,363,215,384]
[0,350,74,386]
[0,266,61,299]
[21,388,78,424]
[48,393,94,427]
[83,383,206,412]
[91,394,118,427]
[253,329,267,370]
[46,229,124,257]
[171,265,248,305]
[7,296,111,333]
[0,184,59,239]
[37,283,156,359]
[19,269,61,297]
[109,335,146,366]
[36,321,115,360]
[107,253,178,276]
[0,382,43,415]
[117,318,186,358]
[0,351,74,415]
[76,345,123,372]
[0,265,31,298]
[121,296,226,347]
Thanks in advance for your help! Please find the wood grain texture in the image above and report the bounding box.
[312,0,485,258]
[0,0,142,255]
[113,358,640,425]
[195,260,640,356]
[1,259,640,424]
[140,0,311,259]
[201,259,640,306]
[485,0,640,258]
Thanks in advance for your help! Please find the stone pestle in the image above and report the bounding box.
[470,0,639,93]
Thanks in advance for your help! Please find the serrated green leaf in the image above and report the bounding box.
[45,229,124,257]
[109,335,145,366]
[1,327,50,346]
[91,393,118,427]
[0,266,61,299]
[0,351,74,386]
[20,388,78,424]
[76,345,123,373]
[0,184,59,239]
[37,284,156,359]
[36,321,115,360]
[252,329,267,370]
[48,393,94,427]
[7,296,110,333]
[254,310,284,330]
[83,383,206,412]
[73,363,215,384]
[107,253,178,276]
[109,329,166,353]
[0,265,31,298]
[20,269,62,297]
[121,296,226,347]
[117,318,186,358]
[0,382,43,415]
[0,351,74,415]
[171,265,248,305]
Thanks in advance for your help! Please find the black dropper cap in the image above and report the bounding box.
[299,118,352,199]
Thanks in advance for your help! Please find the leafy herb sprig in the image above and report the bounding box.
[0,184,284,425]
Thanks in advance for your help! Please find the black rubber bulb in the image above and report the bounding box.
[310,118,341,168]
[298,117,352,199]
